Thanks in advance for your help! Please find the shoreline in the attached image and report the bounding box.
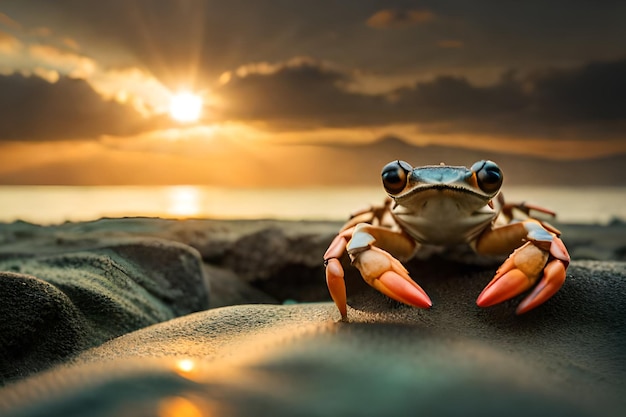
[1,184,625,226]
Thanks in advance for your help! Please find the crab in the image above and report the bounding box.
[323,160,570,320]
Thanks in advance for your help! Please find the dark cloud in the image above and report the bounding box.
[526,59,626,122]
[393,74,526,121]
[1,1,625,141]
[217,57,626,139]
[0,74,158,141]
[3,1,626,82]
[366,9,435,29]
[1,0,378,87]
[218,61,384,126]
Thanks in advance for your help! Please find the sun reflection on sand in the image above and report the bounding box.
[167,186,201,217]
[176,358,196,373]
[158,396,204,417]
[172,358,207,383]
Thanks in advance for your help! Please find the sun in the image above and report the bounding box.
[169,92,203,122]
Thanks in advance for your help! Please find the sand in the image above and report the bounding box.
[0,217,624,416]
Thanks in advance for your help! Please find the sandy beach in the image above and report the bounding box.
[0,217,624,416]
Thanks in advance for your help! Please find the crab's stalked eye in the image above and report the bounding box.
[382,160,412,194]
[472,160,503,194]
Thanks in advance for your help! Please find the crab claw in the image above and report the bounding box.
[477,239,568,314]
[515,259,566,314]
[352,246,432,309]
[325,258,348,320]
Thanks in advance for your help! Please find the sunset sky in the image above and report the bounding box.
[1,1,625,186]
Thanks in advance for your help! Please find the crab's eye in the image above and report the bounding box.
[472,160,503,193]
[382,160,412,194]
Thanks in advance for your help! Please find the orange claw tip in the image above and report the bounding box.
[377,271,432,309]
[325,258,347,319]
[515,260,566,315]
[476,269,532,308]
[481,256,517,292]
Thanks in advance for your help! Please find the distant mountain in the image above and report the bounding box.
[315,135,626,186]
[3,134,621,187]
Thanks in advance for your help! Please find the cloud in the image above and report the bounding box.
[216,56,626,140]
[2,1,626,144]
[437,40,463,48]
[366,9,436,29]
[525,59,626,122]
[0,73,162,141]
[4,0,626,90]
[217,58,384,127]
[0,12,21,30]
[0,30,21,54]
[1,30,171,116]
[28,44,95,78]
[29,26,52,37]
[62,37,80,50]
[87,66,172,116]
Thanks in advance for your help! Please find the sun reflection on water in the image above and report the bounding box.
[167,186,201,217]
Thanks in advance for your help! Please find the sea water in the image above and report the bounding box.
[0,185,624,225]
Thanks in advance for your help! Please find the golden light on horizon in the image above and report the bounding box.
[167,186,201,217]
[169,92,203,122]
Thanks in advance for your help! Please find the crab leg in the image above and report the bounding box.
[501,201,556,220]
[345,198,393,228]
[324,223,431,320]
[474,220,570,314]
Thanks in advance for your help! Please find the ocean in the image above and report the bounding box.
[0,185,624,225]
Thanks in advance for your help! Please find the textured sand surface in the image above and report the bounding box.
[0,238,209,382]
[0,218,624,416]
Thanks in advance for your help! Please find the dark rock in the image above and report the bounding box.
[204,264,278,308]
[0,239,209,384]
[221,227,333,302]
